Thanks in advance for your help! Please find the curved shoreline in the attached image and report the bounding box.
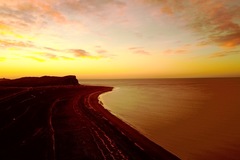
[83,86,179,159]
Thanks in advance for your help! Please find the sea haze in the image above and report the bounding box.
[79,78,240,160]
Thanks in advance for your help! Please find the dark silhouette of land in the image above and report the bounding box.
[0,76,179,160]
[0,75,79,87]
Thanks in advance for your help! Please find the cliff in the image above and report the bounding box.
[0,75,79,87]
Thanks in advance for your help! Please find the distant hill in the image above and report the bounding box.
[0,78,10,82]
[0,75,79,87]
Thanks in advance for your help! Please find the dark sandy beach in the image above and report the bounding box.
[0,76,179,160]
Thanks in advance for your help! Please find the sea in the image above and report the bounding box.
[79,78,240,160]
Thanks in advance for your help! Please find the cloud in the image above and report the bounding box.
[0,1,126,61]
[209,50,240,58]
[129,47,142,50]
[69,49,91,57]
[162,44,191,55]
[139,0,240,48]
[196,40,210,47]
[129,47,151,55]
[44,47,58,52]
[0,0,128,37]
[0,21,24,39]
[186,1,240,47]
[0,0,67,36]
[37,48,99,60]
[36,1,66,23]
[0,39,36,48]
[96,49,108,54]
[134,50,151,55]
[0,38,100,60]
[60,56,74,60]
[0,5,35,25]
[25,52,78,61]
[44,53,59,59]
[211,32,240,48]
[94,45,108,55]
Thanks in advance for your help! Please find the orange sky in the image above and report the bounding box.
[0,0,240,79]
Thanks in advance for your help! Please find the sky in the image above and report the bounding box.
[0,0,240,79]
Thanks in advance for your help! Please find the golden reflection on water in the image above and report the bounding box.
[99,78,240,160]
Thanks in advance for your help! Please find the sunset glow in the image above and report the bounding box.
[1,0,240,78]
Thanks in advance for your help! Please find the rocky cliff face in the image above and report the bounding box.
[0,75,79,87]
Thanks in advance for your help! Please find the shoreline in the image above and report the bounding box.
[83,86,179,159]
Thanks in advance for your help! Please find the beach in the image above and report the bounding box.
[0,76,178,160]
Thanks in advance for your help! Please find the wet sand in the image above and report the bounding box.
[0,83,178,159]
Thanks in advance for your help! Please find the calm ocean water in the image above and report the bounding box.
[80,78,240,160]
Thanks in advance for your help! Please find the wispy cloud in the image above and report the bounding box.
[139,0,240,48]
[0,21,23,39]
[211,32,240,48]
[0,2,63,38]
[69,49,91,58]
[129,47,141,50]
[94,45,108,55]
[0,0,128,62]
[44,53,59,59]
[134,50,150,55]
[129,47,151,55]
[187,1,240,47]
[0,38,101,60]
[0,0,129,34]
[24,52,76,61]
[162,44,191,55]
[0,39,36,48]
[96,49,108,54]
[209,50,240,58]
